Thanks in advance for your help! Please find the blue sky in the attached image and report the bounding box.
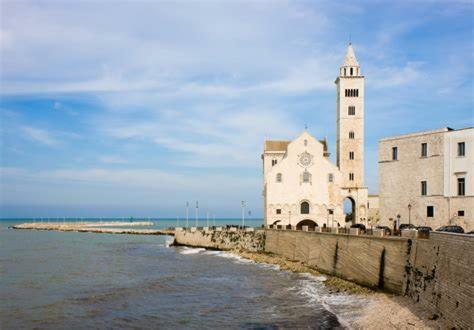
[1,0,473,218]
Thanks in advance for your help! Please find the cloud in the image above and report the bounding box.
[21,126,59,147]
[99,155,128,164]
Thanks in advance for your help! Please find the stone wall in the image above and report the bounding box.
[265,229,411,294]
[405,232,474,329]
[174,228,265,252]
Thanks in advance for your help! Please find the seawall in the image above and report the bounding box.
[174,227,265,251]
[174,227,473,328]
[265,229,410,294]
[406,232,473,329]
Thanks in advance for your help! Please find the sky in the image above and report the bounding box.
[0,0,473,218]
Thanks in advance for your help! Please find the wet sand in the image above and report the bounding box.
[233,250,438,329]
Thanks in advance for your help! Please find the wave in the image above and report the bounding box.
[178,247,206,255]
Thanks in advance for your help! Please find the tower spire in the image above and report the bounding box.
[342,43,359,67]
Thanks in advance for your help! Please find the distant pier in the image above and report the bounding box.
[11,222,175,236]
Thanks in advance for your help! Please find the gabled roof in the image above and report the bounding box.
[342,43,359,67]
[264,140,291,152]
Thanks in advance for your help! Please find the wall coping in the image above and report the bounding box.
[265,228,412,242]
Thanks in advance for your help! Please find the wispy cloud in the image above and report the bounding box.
[21,126,59,147]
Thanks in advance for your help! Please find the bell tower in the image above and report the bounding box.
[336,43,365,188]
[335,43,368,225]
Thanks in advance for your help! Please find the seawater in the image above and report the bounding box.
[0,220,369,329]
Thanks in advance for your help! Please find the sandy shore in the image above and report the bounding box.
[233,250,438,329]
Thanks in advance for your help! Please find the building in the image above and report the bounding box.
[379,127,473,231]
[262,44,368,228]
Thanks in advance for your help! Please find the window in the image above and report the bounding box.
[345,89,359,97]
[300,201,310,214]
[427,206,434,218]
[302,171,311,183]
[271,159,278,166]
[392,147,398,160]
[349,173,354,181]
[350,67,353,76]
[421,181,427,196]
[348,106,355,116]
[349,131,355,139]
[349,151,354,160]
[421,143,428,157]
[328,173,334,182]
[276,173,282,183]
[276,209,282,214]
[458,142,465,156]
[458,210,465,217]
[328,209,334,215]
[458,177,465,196]
[304,139,308,146]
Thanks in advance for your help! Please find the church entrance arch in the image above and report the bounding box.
[296,219,318,230]
[343,197,356,225]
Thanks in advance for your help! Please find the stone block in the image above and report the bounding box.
[373,229,385,237]
[245,227,254,232]
[190,227,197,232]
[203,227,209,231]
[331,227,339,234]
[315,227,322,233]
[401,229,417,238]
[350,228,361,235]
[302,225,309,232]
[215,227,222,231]
[229,227,237,232]
[291,225,297,230]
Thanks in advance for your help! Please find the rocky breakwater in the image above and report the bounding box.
[173,227,265,252]
[11,222,174,236]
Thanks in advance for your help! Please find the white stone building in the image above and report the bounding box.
[379,127,473,231]
[262,44,368,228]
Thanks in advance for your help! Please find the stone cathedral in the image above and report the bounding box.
[262,44,368,228]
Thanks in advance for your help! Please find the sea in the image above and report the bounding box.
[0,219,370,329]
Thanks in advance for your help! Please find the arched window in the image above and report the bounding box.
[344,68,346,76]
[348,106,355,115]
[350,67,353,76]
[276,173,282,182]
[302,171,311,183]
[349,131,355,139]
[300,201,310,214]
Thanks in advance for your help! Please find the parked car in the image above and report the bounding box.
[350,223,366,231]
[399,223,416,230]
[416,226,432,232]
[436,225,464,233]
[375,226,392,235]
[467,231,474,235]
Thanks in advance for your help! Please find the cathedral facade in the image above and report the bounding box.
[262,44,368,228]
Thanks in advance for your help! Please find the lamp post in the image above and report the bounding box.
[408,204,412,226]
[195,201,199,227]
[186,201,189,228]
[396,214,401,231]
[241,201,246,228]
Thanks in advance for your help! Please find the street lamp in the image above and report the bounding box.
[241,201,246,227]
[195,201,199,227]
[408,204,412,225]
[186,201,189,228]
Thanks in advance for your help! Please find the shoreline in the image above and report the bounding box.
[228,250,438,329]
